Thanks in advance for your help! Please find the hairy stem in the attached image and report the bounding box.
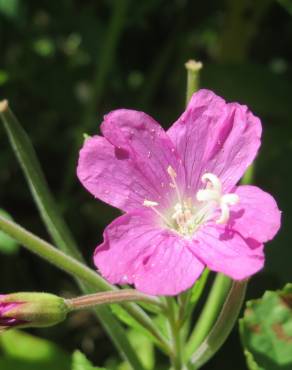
[0,214,171,355]
[67,290,161,310]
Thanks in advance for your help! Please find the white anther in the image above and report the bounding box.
[143,200,159,207]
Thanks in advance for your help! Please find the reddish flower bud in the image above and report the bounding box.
[0,292,69,332]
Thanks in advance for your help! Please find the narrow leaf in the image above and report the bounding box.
[0,102,146,370]
[0,101,82,260]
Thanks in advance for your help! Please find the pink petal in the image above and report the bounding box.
[229,185,281,243]
[191,224,265,280]
[94,211,204,296]
[102,110,185,204]
[77,109,184,212]
[167,89,262,193]
[77,135,150,211]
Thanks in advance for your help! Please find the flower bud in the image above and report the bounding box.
[0,292,69,332]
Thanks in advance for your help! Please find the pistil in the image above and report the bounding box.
[143,171,239,237]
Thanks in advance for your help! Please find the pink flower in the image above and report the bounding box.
[77,89,281,296]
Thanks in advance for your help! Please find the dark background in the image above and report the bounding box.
[0,0,291,369]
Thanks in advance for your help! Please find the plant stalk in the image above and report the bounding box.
[67,290,161,310]
[166,298,183,370]
[185,60,203,105]
[0,214,171,355]
[189,280,248,369]
[185,274,232,360]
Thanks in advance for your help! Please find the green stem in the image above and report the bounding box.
[185,60,203,105]
[178,269,210,328]
[189,280,248,369]
[0,214,171,355]
[0,100,82,261]
[0,100,171,353]
[67,290,161,311]
[94,304,145,370]
[166,298,183,370]
[185,274,232,360]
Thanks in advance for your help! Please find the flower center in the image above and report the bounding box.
[143,167,239,237]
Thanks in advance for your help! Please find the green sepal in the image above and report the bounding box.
[2,292,69,329]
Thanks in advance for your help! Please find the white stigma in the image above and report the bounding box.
[142,169,239,237]
[196,173,239,224]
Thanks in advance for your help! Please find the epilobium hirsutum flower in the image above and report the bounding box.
[77,89,281,296]
[0,292,69,332]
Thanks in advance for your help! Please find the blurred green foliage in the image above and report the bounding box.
[72,350,105,370]
[0,329,70,370]
[0,0,292,369]
[240,284,292,369]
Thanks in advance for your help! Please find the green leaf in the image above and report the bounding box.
[0,209,19,254]
[190,268,210,304]
[0,0,20,19]
[240,284,292,370]
[33,38,56,58]
[110,304,153,341]
[0,103,82,260]
[0,104,145,370]
[71,350,105,370]
[0,70,9,86]
[277,0,292,16]
[128,329,154,370]
[243,349,263,370]
[0,329,70,370]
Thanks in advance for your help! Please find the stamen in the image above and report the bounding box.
[167,166,183,205]
[143,200,159,207]
[167,166,177,179]
[143,199,172,227]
